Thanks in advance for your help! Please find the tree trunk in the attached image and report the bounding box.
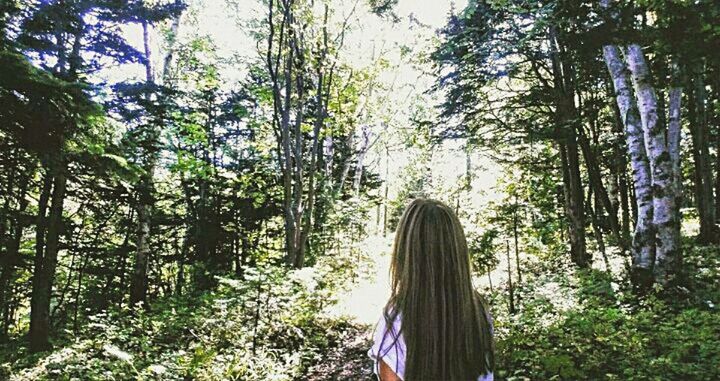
[619,169,631,240]
[28,19,84,350]
[487,265,493,294]
[716,138,720,226]
[0,168,30,340]
[280,11,297,267]
[296,7,329,268]
[353,124,372,196]
[689,63,717,243]
[588,186,610,271]
[130,21,157,306]
[667,61,683,268]
[714,75,720,224]
[560,140,588,267]
[512,199,522,285]
[549,26,587,268]
[602,43,655,288]
[577,127,622,241]
[129,195,151,305]
[383,146,389,236]
[625,45,681,284]
[505,240,515,315]
[611,99,632,242]
[290,26,305,269]
[176,232,188,296]
[267,1,342,268]
[29,153,67,352]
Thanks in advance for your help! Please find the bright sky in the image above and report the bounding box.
[119,0,467,89]
[115,0,501,220]
[198,0,498,216]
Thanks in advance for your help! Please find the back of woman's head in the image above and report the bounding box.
[386,198,493,380]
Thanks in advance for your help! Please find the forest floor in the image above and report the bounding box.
[2,237,391,381]
[4,232,720,381]
[307,234,394,379]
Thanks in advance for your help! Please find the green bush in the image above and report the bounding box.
[1,262,373,381]
[494,245,720,381]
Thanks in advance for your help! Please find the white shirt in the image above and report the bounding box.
[367,311,494,381]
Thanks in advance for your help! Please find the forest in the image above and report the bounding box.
[0,0,719,379]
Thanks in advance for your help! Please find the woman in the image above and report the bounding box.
[368,198,494,381]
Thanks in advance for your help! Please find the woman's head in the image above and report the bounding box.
[385,198,493,380]
[390,199,473,307]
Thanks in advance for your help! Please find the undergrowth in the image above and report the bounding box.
[2,242,718,380]
[1,262,374,381]
[493,242,720,381]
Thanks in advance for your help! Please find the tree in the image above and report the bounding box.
[14,0,182,351]
[600,0,682,287]
[126,5,184,307]
[432,1,595,267]
[262,0,377,268]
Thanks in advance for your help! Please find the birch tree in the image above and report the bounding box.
[129,10,184,306]
[129,20,158,307]
[601,0,682,287]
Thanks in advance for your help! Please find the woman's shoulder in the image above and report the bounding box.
[368,306,407,379]
[373,306,402,336]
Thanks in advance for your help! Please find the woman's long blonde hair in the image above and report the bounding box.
[382,198,494,380]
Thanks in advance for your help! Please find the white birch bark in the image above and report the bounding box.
[625,45,680,284]
[668,86,682,194]
[353,124,372,196]
[602,44,655,283]
[323,134,333,181]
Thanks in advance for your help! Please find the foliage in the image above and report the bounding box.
[468,228,500,274]
[1,256,374,380]
[1,0,720,379]
[493,244,720,381]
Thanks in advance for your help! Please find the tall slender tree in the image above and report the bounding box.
[600,0,682,286]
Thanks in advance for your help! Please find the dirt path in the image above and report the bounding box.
[307,234,394,380]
